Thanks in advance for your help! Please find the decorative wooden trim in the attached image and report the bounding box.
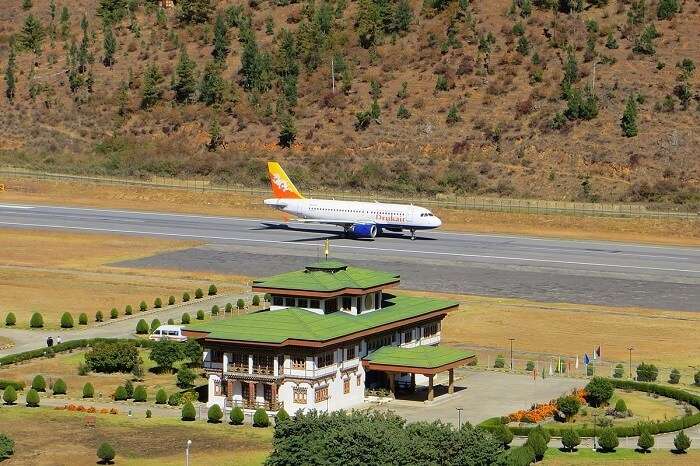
[361,355,476,375]
[251,281,399,298]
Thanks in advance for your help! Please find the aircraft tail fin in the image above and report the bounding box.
[267,162,304,199]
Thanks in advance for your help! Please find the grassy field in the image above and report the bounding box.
[542,448,700,465]
[0,228,248,328]
[0,407,272,465]
[2,177,699,246]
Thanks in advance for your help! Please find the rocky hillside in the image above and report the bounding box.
[0,0,698,207]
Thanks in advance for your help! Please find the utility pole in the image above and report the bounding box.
[331,58,335,93]
[456,407,463,429]
[508,338,515,370]
[627,347,634,379]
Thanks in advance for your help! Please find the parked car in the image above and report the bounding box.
[149,325,187,342]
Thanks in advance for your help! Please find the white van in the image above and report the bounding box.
[149,325,187,342]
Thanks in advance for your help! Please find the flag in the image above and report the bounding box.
[584,353,590,365]
[557,356,562,373]
[596,346,601,359]
[575,355,579,369]
[592,348,597,360]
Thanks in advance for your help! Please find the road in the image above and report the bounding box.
[1,203,699,311]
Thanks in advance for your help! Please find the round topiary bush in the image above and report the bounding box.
[78,313,88,325]
[168,295,176,305]
[494,354,505,369]
[114,385,128,401]
[525,360,535,372]
[253,408,270,427]
[614,398,627,414]
[97,442,115,464]
[125,304,133,315]
[493,423,513,448]
[263,293,271,302]
[613,363,624,379]
[637,429,654,453]
[598,427,619,452]
[29,312,44,328]
[31,375,46,392]
[561,429,580,452]
[196,310,204,320]
[525,429,547,461]
[252,295,261,306]
[504,445,535,466]
[146,409,152,418]
[636,362,659,382]
[211,305,219,316]
[83,382,94,398]
[156,388,167,404]
[5,312,16,327]
[225,303,233,314]
[139,301,147,312]
[182,292,190,302]
[208,404,223,423]
[26,388,40,407]
[208,284,217,296]
[230,406,244,425]
[150,319,160,333]
[3,385,17,405]
[110,308,118,319]
[133,385,147,402]
[60,312,74,328]
[95,310,103,322]
[674,430,691,453]
[135,319,149,334]
[669,368,681,384]
[195,288,204,299]
[52,378,67,395]
[154,297,162,309]
[557,395,581,421]
[167,318,174,325]
[181,313,190,324]
[585,377,613,407]
[181,401,196,421]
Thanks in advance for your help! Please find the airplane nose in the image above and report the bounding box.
[434,217,442,227]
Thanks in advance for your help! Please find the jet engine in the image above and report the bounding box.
[349,223,377,239]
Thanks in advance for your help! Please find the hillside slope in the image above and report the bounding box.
[0,0,698,207]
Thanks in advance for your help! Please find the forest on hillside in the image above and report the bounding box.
[0,0,698,207]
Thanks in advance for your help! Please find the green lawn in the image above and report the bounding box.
[543,448,700,465]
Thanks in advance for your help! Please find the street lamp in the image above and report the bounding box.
[186,440,192,466]
[456,407,463,429]
[627,347,634,379]
[508,338,515,370]
[592,414,597,451]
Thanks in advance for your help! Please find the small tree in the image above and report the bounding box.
[252,295,261,306]
[3,385,17,405]
[637,429,654,453]
[494,355,505,369]
[26,388,40,407]
[598,427,619,452]
[123,381,134,399]
[278,113,297,148]
[125,305,133,315]
[208,404,223,423]
[225,303,233,314]
[668,368,681,384]
[183,292,191,302]
[79,313,88,325]
[561,429,580,452]
[446,104,461,125]
[139,301,148,312]
[0,433,13,460]
[211,305,219,316]
[173,45,197,103]
[182,313,191,324]
[657,0,680,20]
[97,442,115,464]
[276,408,290,423]
[168,296,176,305]
[103,27,117,67]
[154,297,163,309]
[30,312,44,328]
[585,377,613,407]
[208,284,218,295]
[253,408,270,427]
[59,312,73,328]
[614,398,627,414]
[237,299,245,310]
[493,424,513,448]
[196,310,205,320]
[133,385,147,402]
[141,63,164,109]
[557,395,581,421]
[621,95,638,137]
[132,363,145,382]
[613,363,624,378]
[195,288,204,299]
[636,362,659,382]
[525,429,547,461]
[181,401,196,421]
[110,308,118,319]
[150,340,183,373]
[230,406,244,425]
[114,385,128,401]
[176,367,197,388]
[4,312,16,326]
[150,319,161,333]
[83,382,94,398]
[32,375,46,392]
[525,360,535,372]
[135,319,149,334]
[156,388,167,404]
[95,310,104,322]
[167,318,175,325]
[264,293,272,302]
[52,378,67,395]
[674,430,691,453]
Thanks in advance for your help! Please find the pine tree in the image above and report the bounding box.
[207,117,223,151]
[392,0,413,34]
[116,81,129,116]
[278,112,297,148]
[275,29,299,107]
[60,6,70,39]
[356,0,380,48]
[141,63,163,109]
[621,95,638,137]
[19,14,45,55]
[49,0,56,21]
[173,45,197,103]
[4,41,16,102]
[446,103,461,125]
[240,27,271,92]
[23,0,33,11]
[103,27,117,67]
[198,60,226,106]
[212,13,230,64]
[561,49,578,97]
[177,0,214,24]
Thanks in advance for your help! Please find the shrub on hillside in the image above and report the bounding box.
[3,386,17,405]
[674,430,691,453]
[97,442,115,464]
[29,312,44,328]
[125,304,133,315]
[613,363,624,378]
[252,295,260,306]
[183,292,190,302]
[154,297,162,309]
[4,312,16,326]
[181,401,196,421]
[525,360,535,371]
[669,368,681,384]
[182,340,202,365]
[181,313,191,324]
[167,318,175,325]
[60,312,74,328]
[26,388,40,407]
[196,310,204,320]
[637,362,659,382]
[561,428,580,452]
[136,319,149,334]
[208,284,217,295]
[114,385,128,401]
[85,341,139,373]
[598,427,618,452]
[110,308,118,319]
[276,408,290,423]
[525,429,547,460]
[83,382,94,398]
[123,380,134,399]
[139,301,147,312]
[95,310,103,322]
[156,388,167,404]
[208,404,223,423]
[133,385,147,402]
[493,423,513,448]
[637,429,654,452]
[225,303,233,314]
[253,408,270,427]
[31,375,46,392]
[211,305,219,316]
[52,378,67,395]
[493,354,505,369]
[79,313,88,325]
[694,371,700,386]
[236,299,245,310]
[168,295,176,305]
[150,319,161,333]
[0,433,14,460]
[195,288,204,299]
[176,367,196,388]
[230,406,244,425]
[585,377,613,407]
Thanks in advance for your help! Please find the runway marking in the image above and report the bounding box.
[1,220,699,274]
[0,204,35,209]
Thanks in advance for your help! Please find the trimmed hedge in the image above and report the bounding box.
[29,312,44,328]
[4,312,16,326]
[60,312,74,328]
[78,313,88,325]
[480,378,700,438]
[0,338,155,367]
[52,378,67,395]
[0,380,25,391]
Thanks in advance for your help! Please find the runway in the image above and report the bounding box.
[1,203,699,311]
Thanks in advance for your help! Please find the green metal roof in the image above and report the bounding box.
[252,260,400,292]
[363,345,475,369]
[185,295,457,344]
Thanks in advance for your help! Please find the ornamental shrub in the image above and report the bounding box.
[637,362,659,382]
[196,310,204,320]
[183,292,191,302]
[135,319,149,334]
[252,295,261,306]
[195,288,204,299]
[4,312,16,326]
[97,442,115,463]
[60,312,74,328]
[230,406,244,425]
[208,404,223,423]
[493,423,513,448]
[52,378,67,395]
[533,424,551,443]
[237,299,245,310]
[83,382,94,398]
[95,310,103,322]
[79,313,88,325]
[26,388,40,407]
[124,380,134,398]
[3,386,17,404]
[637,429,654,452]
[32,375,46,391]
[276,408,290,423]
[225,303,233,313]
[264,293,271,302]
[253,408,270,427]
[494,354,505,368]
[208,284,217,295]
[525,360,535,371]
[504,445,535,466]
[139,301,147,312]
[211,305,219,316]
[133,385,147,402]
[181,313,190,324]
[694,371,700,386]
[168,392,182,406]
[669,368,681,384]
[557,395,581,420]
[585,377,613,407]
[146,409,152,418]
[156,388,167,404]
[30,312,44,328]
[114,385,128,400]
[149,340,183,373]
[614,398,627,414]
[167,318,174,325]
[150,319,161,333]
[79,361,90,377]
[176,367,196,388]
[181,401,196,421]
[85,341,139,373]
[613,363,624,378]
[0,433,14,459]
[110,308,118,319]
[154,297,162,309]
[561,428,580,452]
[168,295,176,305]
[598,427,618,452]
[674,430,691,452]
[125,304,133,315]
[525,429,547,460]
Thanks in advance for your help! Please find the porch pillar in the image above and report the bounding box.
[271,383,278,408]
[448,369,454,394]
[410,373,416,392]
[248,382,256,407]
[387,373,395,399]
[248,354,254,374]
[427,375,434,401]
[227,380,234,399]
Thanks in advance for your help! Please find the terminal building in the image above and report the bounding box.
[184,260,474,414]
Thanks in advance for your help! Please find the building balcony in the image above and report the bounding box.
[225,398,283,412]
[203,361,223,372]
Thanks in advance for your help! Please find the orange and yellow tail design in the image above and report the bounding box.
[267,162,304,199]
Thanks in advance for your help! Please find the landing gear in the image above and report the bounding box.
[410,229,416,240]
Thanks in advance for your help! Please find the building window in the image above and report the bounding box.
[317,352,334,368]
[342,296,352,310]
[309,299,320,309]
[284,297,295,307]
[293,387,307,404]
[230,352,246,371]
[298,298,308,308]
[210,349,223,363]
[404,330,413,343]
[315,386,329,402]
[325,299,338,313]
[344,379,350,394]
[292,356,305,370]
[241,383,250,401]
[357,374,362,386]
[346,345,356,360]
[272,296,283,306]
[364,294,372,309]
[367,334,392,352]
[263,384,272,402]
[423,322,438,338]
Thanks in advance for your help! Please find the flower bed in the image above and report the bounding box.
[506,388,585,423]
[55,404,118,415]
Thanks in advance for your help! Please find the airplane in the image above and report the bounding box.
[263,162,442,240]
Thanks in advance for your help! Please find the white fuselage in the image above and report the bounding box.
[264,198,442,231]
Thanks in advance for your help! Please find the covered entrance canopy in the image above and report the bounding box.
[362,346,475,401]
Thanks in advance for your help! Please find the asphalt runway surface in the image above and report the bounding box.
[1,203,699,311]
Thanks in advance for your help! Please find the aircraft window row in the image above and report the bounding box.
[311,207,404,216]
